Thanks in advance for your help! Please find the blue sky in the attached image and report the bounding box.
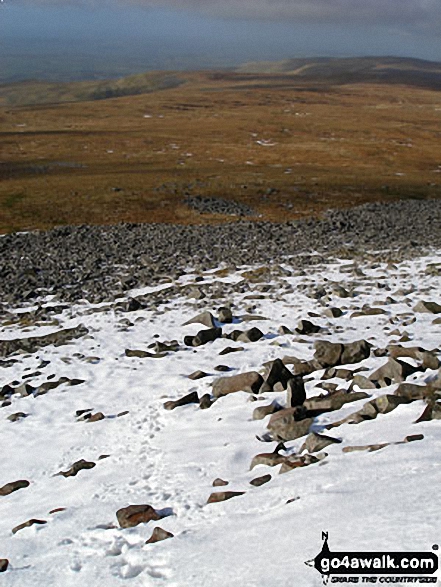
[1,1,440,82]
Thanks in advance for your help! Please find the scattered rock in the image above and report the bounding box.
[88,412,105,422]
[250,452,286,470]
[116,504,163,529]
[295,319,321,335]
[0,559,9,572]
[314,340,343,367]
[267,409,313,441]
[12,519,47,534]
[182,311,215,328]
[207,491,245,504]
[250,474,271,487]
[192,327,223,347]
[7,412,28,422]
[413,300,441,314]
[0,479,30,496]
[58,459,96,478]
[212,478,229,487]
[218,307,233,323]
[323,307,343,318]
[236,327,264,343]
[369,358,418,386]
[188,370,209,380]
[300,432,342,453]
[278,325,293,335]
[219,346,244,355]
[146,527,174,544]
[164,391,199,411]
[252,402,282,420]
[212,371,264,398]
[260,358,294,393]
[286,377,306,407]
[395,383,430,401]
[199,394,213,410]
[0,324,89,358]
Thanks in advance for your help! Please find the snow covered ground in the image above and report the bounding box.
[1,252,441,586]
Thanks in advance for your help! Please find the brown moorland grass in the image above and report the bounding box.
[1,69,441,233]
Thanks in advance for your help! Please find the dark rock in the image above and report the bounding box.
[340,340,372,365]
[88,412,105,422]
[182,311,215,328]
[236,327,264,343]
[212,371,264,398]
[192,327,222,347]
[219,346,244,355]
[146,527,174,544]
[188,370,208,380]
[0,324,89,358]
[415,401,441,422]
[163,391,199,411]
[267,409,313,441]
[260,359,294,393]
[218,307,233,323]
[212,478,229,487]
[413,300,441,314]
[207,491,245,504]
[252,402,282,420]
[125,349,155,358]
[58,459,96,478]
[12,519,47,535]
[278,325,293,335]
[116,504,163,528]
[250,474,271,487]
[199,394,213,410]
[286,377,306,407]
[0,559,9,572]
[214,365,232,372]
[0,479,30,496]
[323,307,343,318]
[300,432,342,453]
[295,319,321,335]
[314,340,343,367]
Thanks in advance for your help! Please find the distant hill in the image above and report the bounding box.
[235,56,441,90]
[0,71,185,107]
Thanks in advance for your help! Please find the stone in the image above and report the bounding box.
[395,383,430,401]
[252,402,282,420]
[278,325,293,335]
[12,519,47,535]
[125,349,155,358]
[117,504,163,528]
[351,375,378,390]
[260,359,294,393]
[163,391,199,411]
[415,402,441,423]
[343,443,389,453]
[304,391,369,413]
[267,409,313,441]
[0,559,9,572]
[250,453,286,470]
[88,412,105,422]
[188,370,208,380]
[0,479,30,496]
[212,372,264,398]
[295,319,321,335]
[187,287,205,300]
[183,311,215,328]
[146,527,174,544]
[388,345,440,370]
[323,307,343,318]
[313,340,343,367]
[207,491,245,504]
[199,394,213,410]
[340,340,372,365]
[212,478,229,487]
[369,358,418,386]
[218,307,233,323]
[7,412,28,422]
[0,324,89,358]
[413,300,441,314]
[300,432,341,453]
[350,307,387,318]
[192,327,223,347]
[286,377,306,407]
[219,346,244,355]
[250,474,272,487]
[236,327,264,343]
[58,459,96,478]
[214,365,232,372]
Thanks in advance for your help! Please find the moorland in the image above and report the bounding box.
[1,56,441,233]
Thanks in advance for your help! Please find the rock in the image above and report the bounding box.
[252,402,282,420]
[369,358,418,386]
[300,432,341,453]
[207,491,245,504]
[278,325,293,335]
[343,443,389,453]
[304,391,369,413]
[187,287,205,300]
[351,375,378,390]
[323,307,343,318]
[7,412,28,422]
[182,311,215,328]
[350,307,387,318]
[250,453,286,470]
[219,346,244,355]
[340,340,372,365]
[267,409,313,441]
[0,559,9,572]
[322,367,355,381]
[163,391,199,411]
[260,359,294,393]
[146,527,174,544]
[286,377,306,407]
[212,371,264,398]
[314,341,343,367]
[0,479,30,496]
[395,383,430,401]
[12,519,47,535]
[236,327,264,343]
[116,504,163,528]
[0,324,89,358]
[212,478,229,487]
[388,345,440,370]
[199,394,213,410]
[214,365,232,372]
[125,349,155,358]
[413,300,441,314]
[88,412,105,422]
[148,341,179,354]
[415,402,441,422]
[295,319,321,335]
[250,474,272,487]
[192,327,223,347]
[188,370,208,380]
[218,307,233,323]
[279,454,321,474]
[58,459,96,478]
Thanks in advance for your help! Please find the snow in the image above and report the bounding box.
[1,253,441,586]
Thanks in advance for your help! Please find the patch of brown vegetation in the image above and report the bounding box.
[1,71,441,233]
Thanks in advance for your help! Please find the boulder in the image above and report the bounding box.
[260,358,294,393]
[250,474,272,487]
[314,340,343,367]
[212,372,263,398]
[340,340,372,365]
[146,527,174,544]
[236,327,264,343]
[182,311,215,328]
[369,358,418,386]
[163,391,199,411]
[252,402,282,421]
[0,480,30,497]
[192,327,223,347]
[295,320,321,335]
[218,307,233,323]
[286,377,306,407]
[117,504,163,528]
[300,432,341,453]
[267,408,313,441]
[413,300,441,314]
[395,383,430,401]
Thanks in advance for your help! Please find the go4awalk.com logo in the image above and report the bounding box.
[305,533,439,584]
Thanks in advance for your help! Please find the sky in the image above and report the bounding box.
[0,0,440,82]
